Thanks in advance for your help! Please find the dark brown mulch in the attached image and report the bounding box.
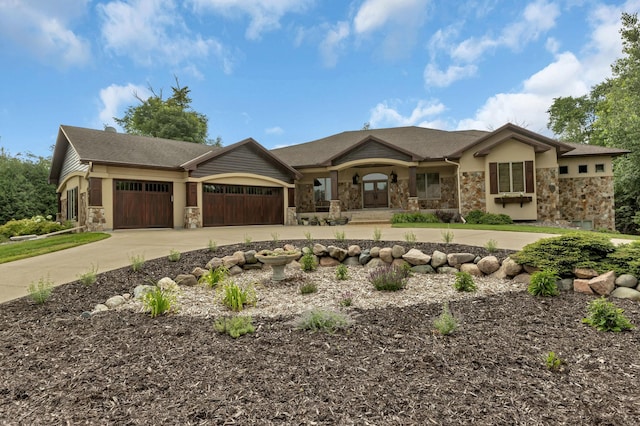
[1,240,639,425]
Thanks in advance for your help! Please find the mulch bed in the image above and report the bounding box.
[1,240,639,425]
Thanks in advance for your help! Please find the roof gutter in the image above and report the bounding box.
[444,157,465,223]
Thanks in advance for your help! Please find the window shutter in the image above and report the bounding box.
[525,161,534,193]
[489,162,498,194]
[89,178,102,206]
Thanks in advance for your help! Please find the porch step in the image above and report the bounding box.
[345,209,397,225]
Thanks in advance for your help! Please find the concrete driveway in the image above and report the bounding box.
[0,224,557,303]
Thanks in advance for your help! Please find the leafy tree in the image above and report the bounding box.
[547,13,640,233]
[0,148,57,224]
[115,77,221,146]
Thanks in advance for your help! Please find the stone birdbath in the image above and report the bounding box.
[255,249,301,281]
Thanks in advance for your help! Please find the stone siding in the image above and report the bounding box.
[418,176,458,210]
[536,167,560,222]
[86,207,106,232]
[460,171,485,215]
[338,182,362,210]
[184,207,201,229]
[389,180,409,209]
[296,183,315,213]
[558,176,616,230]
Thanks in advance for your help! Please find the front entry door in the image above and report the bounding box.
[363,180,388,208]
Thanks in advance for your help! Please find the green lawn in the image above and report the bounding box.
[392,222,640,240]
[0,233,111,264]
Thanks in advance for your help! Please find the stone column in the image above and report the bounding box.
[184,207,201,229]
[86,207,106,231]
[286,207,297,225]
[329,200,341,219]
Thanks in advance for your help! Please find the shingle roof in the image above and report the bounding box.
[271,126,489,167]
[559,142,630,157]
[59,125,215,168]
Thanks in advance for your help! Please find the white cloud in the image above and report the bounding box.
[0,0,91,68]
[265,126,284,135]
[190,0,313,40]
[319,21,350,67]
[97,83,151,129]
[424,63,478,88]
[369,99,447,128]
[454,2,630,135]
[98,0,233,72]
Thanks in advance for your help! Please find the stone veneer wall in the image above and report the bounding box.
[389,180,409,209]
[460,171,485,215]
[86,207,106,231]
[338,182,362,211]
[535,167,560,223]
[558,176,616,230]
[296,183,315,213]
[419,176,458,210]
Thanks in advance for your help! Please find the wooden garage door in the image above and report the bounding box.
[114,180,173,229]
[203,184,283,226]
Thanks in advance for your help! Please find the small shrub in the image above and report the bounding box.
[545,351,564,372]
[453,271,476,292]
[271,232,280,243]
[464,209,485,224]
[167,249,181,262]
[143,286,178,318]
[484,239,498,253]
[582,297,634,332]
[404,231,417,244]
[28,276,53,304]
[214,316,255,338]
[296,309,351,333]
[304,231,313,243]
[433,303,458,335]
[0,215,72,238]
[441,229,454,243]
[339,291,353,307]
[334,230,346,241]
[464,210,512,225]
[208,239,218,252]
[434,210,455,223]
[512,232,616,277]
[221,281,256,312]
[368,265,408,291]
[391,212,440,224]
[528,270,559,297]
[335,264,349,280]
[300,251,318,272]
[372,227,383,242]
[300,281,318,294]
[78,264,98,286]
[129,254,145,272]
[243,234,252,245]
[200,266,229,288]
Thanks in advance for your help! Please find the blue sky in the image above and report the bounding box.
[0,0,637,158]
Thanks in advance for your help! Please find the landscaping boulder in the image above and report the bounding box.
[105,295,125,309]
[206,257,223,270]
[460,263,482,276]
[477,256,500,275]
[573,279,594,295]
[402,248,430,266]
[191,267,208,279]
[611,287,640,301]
[411,265,435,274]
[431,250,447,268]
[512,273,531,285]
[343,256,361,267]
[320,257,340,267]
[134,284,154,299]
[502,257,523,277]
[243,263,264,271]
[92,304,109,314]
[370,247,381,258]
[348,245,361,257]
[589,271,616,296]
[229,265,243,276]
[244,250,257,264]
[359,250,372,265]
[328,246,348,262]
[437,266,458,274]
[447,253,475,267]
[522,264,539,274]
[365,257,387,269]
[379,247,394,263]
[573,267,599,279]
[615,274,638,288]
[392,259,410,270]
[157,277,177,290]
[391,245,405,259]
[175,274,198,286]
[557,278,574,292]
[313,243,328,256]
